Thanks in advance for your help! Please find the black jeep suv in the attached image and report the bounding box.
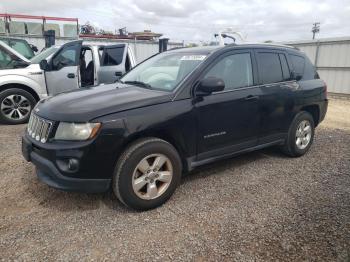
[22,44,328,210]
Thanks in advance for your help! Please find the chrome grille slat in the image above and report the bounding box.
[26,113,53,143]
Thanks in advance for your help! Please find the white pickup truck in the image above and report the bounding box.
[0,40,136,124]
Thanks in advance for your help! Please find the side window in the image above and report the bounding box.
[101,46,124,66]
[52,45,78,70]
[257,52,283,84]
[290,55,305,76]
[303,56,317,80]
[204,53,253,90]
[279,54,291,80]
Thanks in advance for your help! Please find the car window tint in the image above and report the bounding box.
[204,53,253,90]
[258,52,283,84]
[303,56,317,80]
[52,45,78,70]
[101,47,124,66]
[279,54,291,80]
[290,54,305,76]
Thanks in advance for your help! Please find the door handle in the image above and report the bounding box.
[115,71,123,77]
[67,73,75,79]
[245,95,259,101]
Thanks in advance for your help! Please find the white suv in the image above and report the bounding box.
[0,40,136,124]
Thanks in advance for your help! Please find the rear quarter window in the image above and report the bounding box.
[290,54,317,80]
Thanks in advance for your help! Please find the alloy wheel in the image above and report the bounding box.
[132,154,173,200]
[295,120,312,150]
[1,95,31,121]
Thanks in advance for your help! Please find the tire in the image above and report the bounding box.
[0,88,36,125]
[113,138,182,211]
[281,111,315,157]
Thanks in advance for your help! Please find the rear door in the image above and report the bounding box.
[255,49,298,143]
[98,44,128,84]
[45,40,82,95]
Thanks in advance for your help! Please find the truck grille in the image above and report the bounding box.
[27,113,53,143]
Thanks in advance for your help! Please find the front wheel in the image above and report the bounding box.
[281,111,315,157]
[0,88,36,125]
[113,138,182,211]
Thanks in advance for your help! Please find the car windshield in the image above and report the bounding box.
[30,46,60,64]
[120,52,207,91]
[2,39,34,59]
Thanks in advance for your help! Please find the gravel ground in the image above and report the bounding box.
[0,99,349,261]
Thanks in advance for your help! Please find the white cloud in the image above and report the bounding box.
[0,0,350,43]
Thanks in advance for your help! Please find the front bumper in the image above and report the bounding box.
[22,135,111,193]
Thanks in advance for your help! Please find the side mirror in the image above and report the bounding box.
[39,59,50,71]
[196,77,225,95]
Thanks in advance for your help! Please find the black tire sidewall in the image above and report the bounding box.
[288,112,315,156]
[0,88,36,125]
[114,139,182,211]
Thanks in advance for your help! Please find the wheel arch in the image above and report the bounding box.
[300,104,320,127]
[0,83,40,102]
[119,130,189,172]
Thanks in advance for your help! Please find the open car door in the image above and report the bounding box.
[44,40,82,95]
[0,40,30,69]
[98,44,128,84]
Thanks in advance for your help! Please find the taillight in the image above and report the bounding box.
[323,80,328,99]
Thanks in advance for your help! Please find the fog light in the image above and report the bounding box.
[68,158,79,171]
[56,158,80,173]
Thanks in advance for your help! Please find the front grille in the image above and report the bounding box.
[27,113,53,143]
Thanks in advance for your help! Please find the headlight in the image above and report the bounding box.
[54,122,101,141]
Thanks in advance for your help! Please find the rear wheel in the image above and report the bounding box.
[281,111,315,157]
[113,138,182,211]
[0,88,36,124]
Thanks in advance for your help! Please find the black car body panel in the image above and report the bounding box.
[22,44,328,193]
[35,84,173,122]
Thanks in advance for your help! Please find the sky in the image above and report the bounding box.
[1,0,350,43]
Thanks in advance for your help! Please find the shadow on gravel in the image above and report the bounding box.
[24,146,287,212]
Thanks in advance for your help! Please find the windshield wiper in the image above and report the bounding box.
[124,81,153,89]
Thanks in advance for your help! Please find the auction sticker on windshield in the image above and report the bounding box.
[180,55,206,61]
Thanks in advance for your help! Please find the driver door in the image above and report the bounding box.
[45,41,82,95]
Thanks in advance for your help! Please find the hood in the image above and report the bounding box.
[35,84,173,122]
[0,40,31,64]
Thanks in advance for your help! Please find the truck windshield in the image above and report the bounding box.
[30,46,60,64]
[120,52,207,91]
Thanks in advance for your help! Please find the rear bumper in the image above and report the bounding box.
[22,135,111,193]
[319,99,328,123]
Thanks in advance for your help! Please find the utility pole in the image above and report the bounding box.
[312,22,320,40]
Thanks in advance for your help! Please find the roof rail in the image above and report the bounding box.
[222,42,299,50]
[245,42,299,50]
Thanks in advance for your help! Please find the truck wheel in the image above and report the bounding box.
[113,138,182,211]
[281,111,315,157]
[0,88,36,125]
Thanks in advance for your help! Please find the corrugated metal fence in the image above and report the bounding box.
[285,37,350,95]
